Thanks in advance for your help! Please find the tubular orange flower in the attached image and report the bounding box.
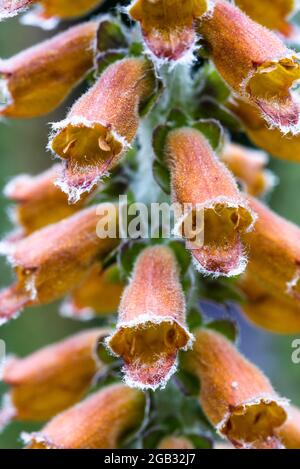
[275,405,300,449]
[0,328,110,425]
[23,384,146,449]
[198,0,300,133]
[61,264,125,320]
[129,0,209,60]
[183,329,288,446]
[0,203,118,324]
[235,0,296,36]
[238,270,300,334]
[157,435,195,449]
[228,97,300,163]
[4,164,93,235]
[220,142,274,197]
[166,127,255,277]
[107,246,193,390]
[0,21,99,118]
[50,58,157,202]
[244,195,300,302]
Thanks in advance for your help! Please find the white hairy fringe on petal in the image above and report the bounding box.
[216,394,290,440]
[0,393,16,433]
[20,7,60,30]
[0,75,12,109]
[286,269,300,298]
[0,3,28,21]
[21,431,59,449]
[59,299,96,321]
[191,249,248,279]
[123,357,179,392]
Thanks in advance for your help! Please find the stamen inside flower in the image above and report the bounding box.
[221,400,287,443]
[51,122,123,194]
[246,57,300,130]
[108,320,190,389]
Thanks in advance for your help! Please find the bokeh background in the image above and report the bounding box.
[0,6,300,448]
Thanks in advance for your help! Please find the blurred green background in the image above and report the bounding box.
[0,13,300,449]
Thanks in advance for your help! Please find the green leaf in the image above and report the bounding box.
[187,307,203,330]
[152,124,170,162]
[153,160,171,195]
[118,240,149,279]
[196,97,242,132]
[97,51,127,75]
[97,20,128,53]
[167,108,189,127]
[168,240,191,276]
[206,319,238,342]
[187,434,213,449]
[193,119,224,152]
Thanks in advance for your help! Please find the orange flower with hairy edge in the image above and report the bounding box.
[0,0,103,22]
[157,436,195,449]
[107,245,193,390]
[165,127,255,277]
[183,329,288,447]
[129,0,209,60]
[275,405,300,449]
[238,269,300,334]
[221,142,275,197]
[244,195,300,302]
[0,21,99,118]
[3,164,94,235]
[228,97,300,163]
[61,264,125,320]
[235,0,296,36]
[0,328,110,427]
[50,58,157,203]
[0,203,118,324]
[198,0,300,133]
[23,384,146,449]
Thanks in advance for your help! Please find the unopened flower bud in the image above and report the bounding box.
[221,142,275,197]
[50,58,157,202]
[198,0,300,133]
[4,164,92,235]
[0,203,118,324]
[24,384,146,449]
[1,328,110,425]
[166,127,255,277]
[0,21,99,118]
[61,264,125,320]
[129,0,209,60]
[107,245,193,390]
[183,329,288,446]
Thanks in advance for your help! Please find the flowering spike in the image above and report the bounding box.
[221,142,275,197]
[3,164,92,235]
[198,0,300,133]
[61,264,124,320]
[107,246,193,390]
[228,97,300,163]
[166,127,255,277]
[183,329,288,446]
[0,328,110,425]
[244,196,300,302]
[238,270,300,334]
[129,0,209,60]
[50,58,157,200]
[0,204,118,323]
[0,21,99,118]
[23,384,145,449]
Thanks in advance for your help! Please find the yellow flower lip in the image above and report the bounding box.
[108,319,191,389]
[129,0,209,60]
